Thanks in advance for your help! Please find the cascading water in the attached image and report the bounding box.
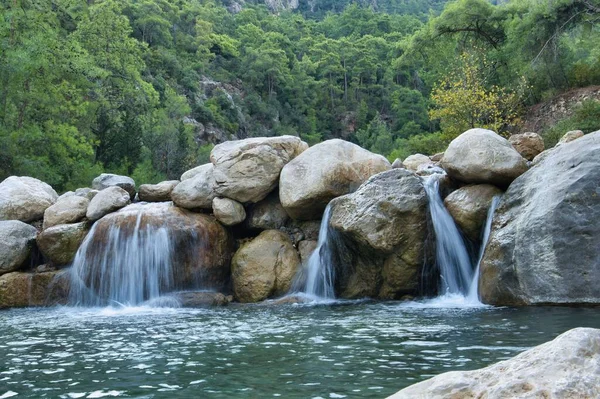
[291,205,336,299]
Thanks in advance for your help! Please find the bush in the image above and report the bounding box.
[388,131,450,162]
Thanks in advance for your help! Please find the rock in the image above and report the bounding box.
[231,230,301,303]
[173,291,232,307]
[416,163,444,176]
[479,131,600,305]
[212,197,246,226]
[509,132,545,160]
[0,270,70,308]
[211,136,307,203]
[92,173,136,200]
[391,158,405,169]
[430,152,444,162]
[389,327,600,399]
[86,186,131,221]
[298,240,318,264]
[245,191,289,230]
[443,184,503,242]
[558,129,584,144]
[441,128,529,187]
[279,139,391,220]
[181,164,209,181]
[171,164,216,210]
[0,176,58,222]
[0,221,38,276]
[403,153,432,172]
[138,180,179,202]
[37,222,90,266]
[43,196,89,229]
[329,169,428,299]
[58,188,98,201]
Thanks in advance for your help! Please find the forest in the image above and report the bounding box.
[1,0,599,191]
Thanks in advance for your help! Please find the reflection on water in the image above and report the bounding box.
[1,303,599,398]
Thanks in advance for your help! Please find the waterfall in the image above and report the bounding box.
[69,204,175,307]
[291,205,336,299]
[467,195,501,301]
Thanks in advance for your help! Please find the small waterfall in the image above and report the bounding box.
[467,195,501,301]
[69,204,175,307]
[292,205,336,299]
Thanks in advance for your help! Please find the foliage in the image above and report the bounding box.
[542,100,600,147]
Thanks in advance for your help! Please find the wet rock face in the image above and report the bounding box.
[92,173,136,200]
[279,139,391,220]
[479,131,600,305]
[0,220,38,276]
[0,270,70,308]
[0,176,58,222]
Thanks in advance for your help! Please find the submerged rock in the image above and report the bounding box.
[509,132,545,161]
[138,180,179,202]
[171,164,216,210]
[43,195,89,229]
[441,129,528,187]
[389,327,600,399]
[279,139,391,220]
[0,270,70,308]
[92,173,136,200]
[86,186,131,221]
[480,130,600,305]
[0,176,58,222]
[211,136,307,203]
[231,230,300,303]
[212,197,246,226]
[37,222,90,266]
[0,220,38,276]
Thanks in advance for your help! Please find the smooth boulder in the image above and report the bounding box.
[443,184,503,242]
[0,221,38,276]
[0,270,70,308]
[441,129,528,187]
[37,222,90,266]
[43,196,89,229]
[280,139,391,220]
[86,186,131,221]
[138,180,179,202]
[403,153,432,172]
[329,169,428,298]
[231,230,300,303]
[479,131,600,305]
[211,136,307,203]
[92,173,136,199]
[0,176,58,222]
[171,164,216,210]
[509,132,545,160]
[212,197,246,226]
[389,327,600,399]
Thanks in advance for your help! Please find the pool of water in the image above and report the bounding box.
[1,299,599,398]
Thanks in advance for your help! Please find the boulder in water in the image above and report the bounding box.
[86,186,131,221]
[329,169,429,299]
[0,220,38,276]
[279,139,391,220]
[171,164,216,210]
[509,132,545,161]
[212,197,246,226]
[389,327,600,399]
[43,196,89,229]
[211,136,308,203]
[138,180,179,202]
[37,222,90,266]
[441,129,528,187]
[479,130,600,305]
[231,230,300,303]
[173,291,232,307]
[0,176,58,222]
[0,270,70,308]
[403,153,432,172]
[92,173,136,200]
[244,191,289,231]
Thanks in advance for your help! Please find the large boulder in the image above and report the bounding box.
[231,230,300,303]
[479,131,600,305]
[37,222,90,266]
[171,164,216,210]
[0,176,58,222]
[441,129,529,187]
[279,139,391,220]
[443,184,503,242]
[211,136,307,203]
[86,186,130,221]
[138,180,179,202]
[91,173,136,200]
[389,327,600,399]
[212,197,246,226]
[509,132,545,161]
[43,196,89,229]
[328,169,429,299]
[0,221,38,276]
[244,191,289,231]
[0,270,70,308]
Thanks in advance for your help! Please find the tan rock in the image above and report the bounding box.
[558,129,584,144]
[138,180,179,202]
[403,153,432,172]
[37,222,90,266]
[212,197,246,226]
[43,196,89,229]
[509,132,545,160]
[0,270,70,308]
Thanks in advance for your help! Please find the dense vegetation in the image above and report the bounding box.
[1,0,599,191]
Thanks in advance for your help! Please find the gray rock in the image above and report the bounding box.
[172,291,232,307]
[245,191,289,230]
[329,169,428,299]
[58,188,98,201]
[86,186,131,221]
[430,152,444,162]
[211,135,308,203]
[0,221,38,276]
[441,128,529,187]
[138,180,179,202]
[391,158,405,169]
[171,164,216,210]
[403,153,432,172]
[43,196,89,229]
[389,327,600,399]
[280,139,391,220]
[558,129,584,144]
[509,132,545,161]
[479,131,600,305]
[0,176,58,222]
[92,173,136,200]
[181,164,210,181]
[212,197,246,226]
[37,222,89,266]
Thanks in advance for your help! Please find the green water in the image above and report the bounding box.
[1,300,599,398]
